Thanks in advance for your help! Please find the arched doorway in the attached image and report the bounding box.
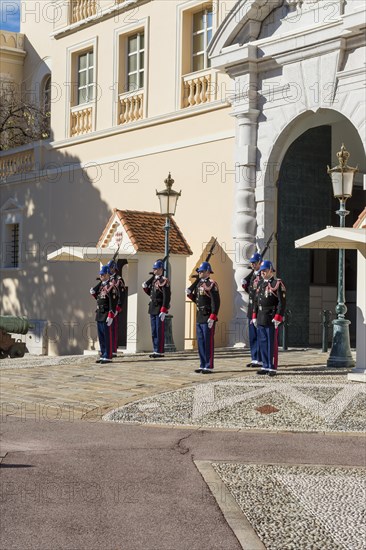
[276,124,362,347]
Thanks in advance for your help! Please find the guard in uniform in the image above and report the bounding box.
[90,265,119,364]
[142,259,171,358]
[241,252,263,368]
[107,260,126,357]
[186,261,220,373]
[252,260,286,376]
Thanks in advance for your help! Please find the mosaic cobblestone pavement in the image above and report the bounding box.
[105,373,366,433]
[211,463,366,550]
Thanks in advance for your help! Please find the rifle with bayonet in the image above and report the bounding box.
[112,241,121,264]
[242,232,275,290]
[190,238,217,280]
[260,231,274,259]
[95,241,122,280]
[244,232,274,271]
[186,238,217,297]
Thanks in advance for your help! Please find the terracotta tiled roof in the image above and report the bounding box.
[99,209,192,255]
[353,207,366,229]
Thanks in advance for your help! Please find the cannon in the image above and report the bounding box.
[0,316,33,359]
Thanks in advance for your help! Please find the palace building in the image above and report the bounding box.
[0,0,365,355]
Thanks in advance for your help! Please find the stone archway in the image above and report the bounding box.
[269,115,364,347]
[277,125,334,346]
[209,0,366,347]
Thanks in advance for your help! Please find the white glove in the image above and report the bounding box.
[142,282,148,289]
[207,318,214,329]
[272,319,281,329]
[185,288,191,295]
[106,317,113,326]
[252,318,257,328]
[159,312,166,322]
[90,288,96,294]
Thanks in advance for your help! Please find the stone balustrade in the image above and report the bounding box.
[118,92,144,124]
[182,71,215,108]
[70,0,98,23]
[70,105,93,136]
[0,149,35,180]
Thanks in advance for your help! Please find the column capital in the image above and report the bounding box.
[231,109,260,122]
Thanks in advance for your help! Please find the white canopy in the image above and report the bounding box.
[295,227,366,256]
[295,226,366,380]
[47,246,136,262]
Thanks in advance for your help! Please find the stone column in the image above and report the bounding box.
[228,73,260,346]
[348,250,366,382]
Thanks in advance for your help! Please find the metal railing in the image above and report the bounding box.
[281,309,291,351]
[321,309,333,352]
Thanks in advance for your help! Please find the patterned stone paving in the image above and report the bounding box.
[212,463,366,550]
[105,373,366,433]
[1,350,363,549]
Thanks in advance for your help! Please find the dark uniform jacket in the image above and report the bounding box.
[242,270,262,319]
[253,277,286,327]
[143,275,171,315]
[187,278,220,324]
[92,280,119,322]
[110,273,126,309]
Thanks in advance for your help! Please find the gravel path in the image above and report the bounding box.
[212,463,366,550]
[105,372,366,433]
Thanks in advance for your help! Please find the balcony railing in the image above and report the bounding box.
[118,91,144,124]
[70,0,98,23]
[0,148,35,180]
[70,104,93,136]
[182,70,216,108]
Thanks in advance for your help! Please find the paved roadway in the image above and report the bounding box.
[0,348,364,550]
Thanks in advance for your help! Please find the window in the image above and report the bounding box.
[42,75,51,136]
[1,199,23,269]
[67,40,97,136]
[192,8,213,72]
[180,3,216,109]
[4,223,20,268]
[77,51,94,105]
[127,33,144,92]
[116,26,147,124]
[43,76,51,114]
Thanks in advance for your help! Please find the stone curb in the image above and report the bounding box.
[195,459,266,550]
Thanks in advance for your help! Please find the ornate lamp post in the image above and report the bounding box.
[327,144,357,368]
[156,173,181,352]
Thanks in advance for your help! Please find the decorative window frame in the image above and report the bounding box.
[112,17,150,126]
[0,198,25,270]
[175,0,219,110]
[76,50,95,105]
[42,74,52,112]
[27,55,52,109]
[192,6,213,72]
[127,31,145,92]
[65,37,98,137]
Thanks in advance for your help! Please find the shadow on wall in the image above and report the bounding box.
[186,237,234,348]
[0,34,116,354]
[0,144,111,355]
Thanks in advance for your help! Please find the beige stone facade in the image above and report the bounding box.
[1,0,365,356]
[0,1,238,354]
[0,30,26,90]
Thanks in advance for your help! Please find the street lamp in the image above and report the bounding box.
[156,172,181,352]
[327,144,358,368]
